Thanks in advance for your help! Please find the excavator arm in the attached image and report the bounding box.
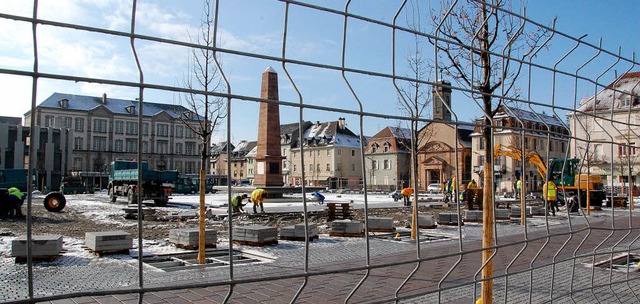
[493,144,547,180]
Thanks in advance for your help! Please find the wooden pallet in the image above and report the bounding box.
[329,232,364,237]
[368,228,396,233]
[172,243,217,250]
[83,246,131,257]
[14,255,61,263]
[279,235,319,242]
[232,239,278,247]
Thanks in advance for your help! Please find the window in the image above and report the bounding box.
[185,161,196,174]
[622,97,632,107]
[293,152,297,159]
[309,164,314,172]
[175,143,183,155]
[337,149,342,156]
[478,155,485,164]
[619,143,637,156]
[175,126,184,138]
[74,118,84,131]
[185,127,196,139]
[142,141,148,153]
[114,140,123,152]
[293,165,297,172]
[93,119,107,133]
[175,161,182,172]
[74,137,83,150]
[383,145,389,153]
[371,160,377,170]
[126,139,138,153]
[326,149,330,156]
[371,144,377,153]
[157,141,168,154]
[125,122,138,135]
[61,117,72,129]
[142,123,149,136]
[479,138,485,150]
[309,150,313,157]
[317,150,320,156]
[316,164,320,172]
[156,124,169,137]
[351,164,356,172]
[115,121,124,134]
[351,149,355,157]
[44,115,55,127]
[92,137,106,151]
[383,159,390,170]
[594,144,602,160]
[326,163,330,171]
[561,142,566,153]
[186,142,196,155]
[73,157,83,171]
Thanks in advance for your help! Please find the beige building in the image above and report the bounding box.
[289,118,363,190]
[26,93,203,175]
[568,72,640,190]
[417,123,473,190]
[471,106,569,194]
[364,126,411,191]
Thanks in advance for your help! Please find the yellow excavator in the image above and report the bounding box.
[493,144,605,209]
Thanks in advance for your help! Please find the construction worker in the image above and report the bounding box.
[231,194,248,213]
[466,179,478,209]
[7,187,25,218]
[251,188,268,214]
[311,191,325,204]
[444,178,452,203]
[400,187,413,206]
[450,176,457,203]
[515,178,522,199]
[543,181,558,216]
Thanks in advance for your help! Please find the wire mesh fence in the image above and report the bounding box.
[1,0,640,303]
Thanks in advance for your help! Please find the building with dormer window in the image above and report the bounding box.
[364,126,411,191]
[25,93,203,176]
[568,72,640,189]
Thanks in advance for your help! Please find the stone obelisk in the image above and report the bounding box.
[253,67,284,188]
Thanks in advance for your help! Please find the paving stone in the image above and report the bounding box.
[11,234,63,257]
[85,231,132,251]
[367,217,393,230]
[169,228,217,247]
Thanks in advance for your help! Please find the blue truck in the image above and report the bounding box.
[0,169,66,213]
[107,160,178,206]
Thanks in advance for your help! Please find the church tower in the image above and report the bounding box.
[433,79,452,121]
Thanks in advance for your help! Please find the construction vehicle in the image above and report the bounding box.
[494,144,605,209]
[0,169,66,212]
[60,175,87,194]
[107,160,178,206]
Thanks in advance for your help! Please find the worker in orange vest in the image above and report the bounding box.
[400,187,413,206]
[543,181,558,216]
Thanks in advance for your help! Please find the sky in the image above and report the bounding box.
[1,0,639,143]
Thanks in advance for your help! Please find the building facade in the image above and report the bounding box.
[568,72,640,190]
[417,123,473,190]
[471,106,569,194]
[0,123,73,191]
[289,118,363,190]
[364,126,411,191]
[26,93,203,176]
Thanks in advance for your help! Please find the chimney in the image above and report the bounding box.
[102,93,107,104]
[338,117,346,129]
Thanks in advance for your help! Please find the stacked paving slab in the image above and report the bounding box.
[367,217,395,232]
[11,234,63,258]
[232,225,278,245]
[437,213,463,225]
[330,220,364,236]
[408,215,437,228]
[85,231,133,252]
[280,223,318,240]
[169,228,217,248]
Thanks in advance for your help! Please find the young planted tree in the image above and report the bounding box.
[429,1,550,302]
[180,0,226,264]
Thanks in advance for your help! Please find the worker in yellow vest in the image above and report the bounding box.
[543,181,558,216]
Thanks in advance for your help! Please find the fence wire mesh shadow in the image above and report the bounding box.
[2,0,640,303]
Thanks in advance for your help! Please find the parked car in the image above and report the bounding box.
[427,183,441,193]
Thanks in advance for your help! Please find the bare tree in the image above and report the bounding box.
[429,1,550,302]
[180,0,227,264]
